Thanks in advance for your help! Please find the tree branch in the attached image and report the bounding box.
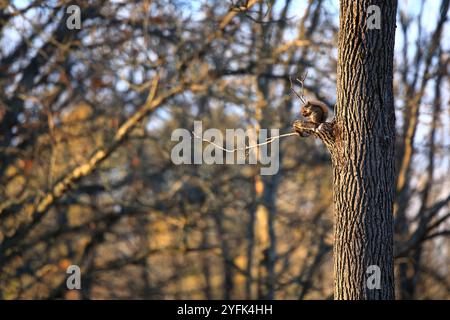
[292,119,336,152]
[0,77,185,259]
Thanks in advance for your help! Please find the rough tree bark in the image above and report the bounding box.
[294,0,397,299]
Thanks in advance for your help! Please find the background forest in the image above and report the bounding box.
[0,0,449,299]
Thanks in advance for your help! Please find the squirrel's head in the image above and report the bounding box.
[301,100,328,120]
[301,103,313,117]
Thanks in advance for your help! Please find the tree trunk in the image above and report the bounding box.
[334,0,397,299]
[295,0,397,299]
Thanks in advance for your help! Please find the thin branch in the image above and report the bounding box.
[423,230,450,241]
[192,131,298,153]
[289,72,308,105]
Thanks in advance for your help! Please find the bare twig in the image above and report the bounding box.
[289,71,308,105]
[192,131,298,153]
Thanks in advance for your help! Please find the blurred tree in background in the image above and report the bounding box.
[0,0,448,299]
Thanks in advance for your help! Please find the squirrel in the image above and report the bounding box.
[301,100,328,124]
